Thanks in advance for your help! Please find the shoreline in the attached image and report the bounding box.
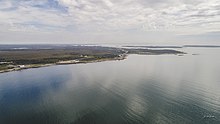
[0,45,185,74]
[0,51,185,74]
[0,51,187,74]
[0,54,127,74]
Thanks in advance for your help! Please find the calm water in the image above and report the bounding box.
[0,48,220,124]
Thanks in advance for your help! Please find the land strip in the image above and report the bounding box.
[0,45,185,73]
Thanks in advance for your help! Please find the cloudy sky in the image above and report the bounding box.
[0,0,220,44]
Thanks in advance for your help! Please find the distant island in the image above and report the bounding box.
[183,45,220,48]
[124,45,220,48]
[0,45,185,73]
[123,45,183,48]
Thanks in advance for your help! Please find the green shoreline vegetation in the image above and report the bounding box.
[0,45,185,73]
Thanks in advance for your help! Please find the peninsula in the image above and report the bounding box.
[0,45,185,73]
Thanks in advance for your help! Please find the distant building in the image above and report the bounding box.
[18,65,25,68]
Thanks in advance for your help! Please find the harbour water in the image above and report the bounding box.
[0,47,220,124]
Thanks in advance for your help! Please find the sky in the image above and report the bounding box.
[0,0,220,44]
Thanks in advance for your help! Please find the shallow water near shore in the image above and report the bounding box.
[0,48,220,124]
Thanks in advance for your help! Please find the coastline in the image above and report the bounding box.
[0,54,127,74]
[0,45,185,74]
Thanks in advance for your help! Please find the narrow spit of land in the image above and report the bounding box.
[0,45,185,73]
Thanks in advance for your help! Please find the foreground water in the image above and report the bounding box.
[0,48,220,124]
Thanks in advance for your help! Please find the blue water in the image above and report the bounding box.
[0,48,220,124]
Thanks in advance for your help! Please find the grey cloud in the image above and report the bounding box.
[1,0,219,32]
[0,0,219,43]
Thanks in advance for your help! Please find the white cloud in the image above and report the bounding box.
[0,0,219,43]
[57,0,220,32]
